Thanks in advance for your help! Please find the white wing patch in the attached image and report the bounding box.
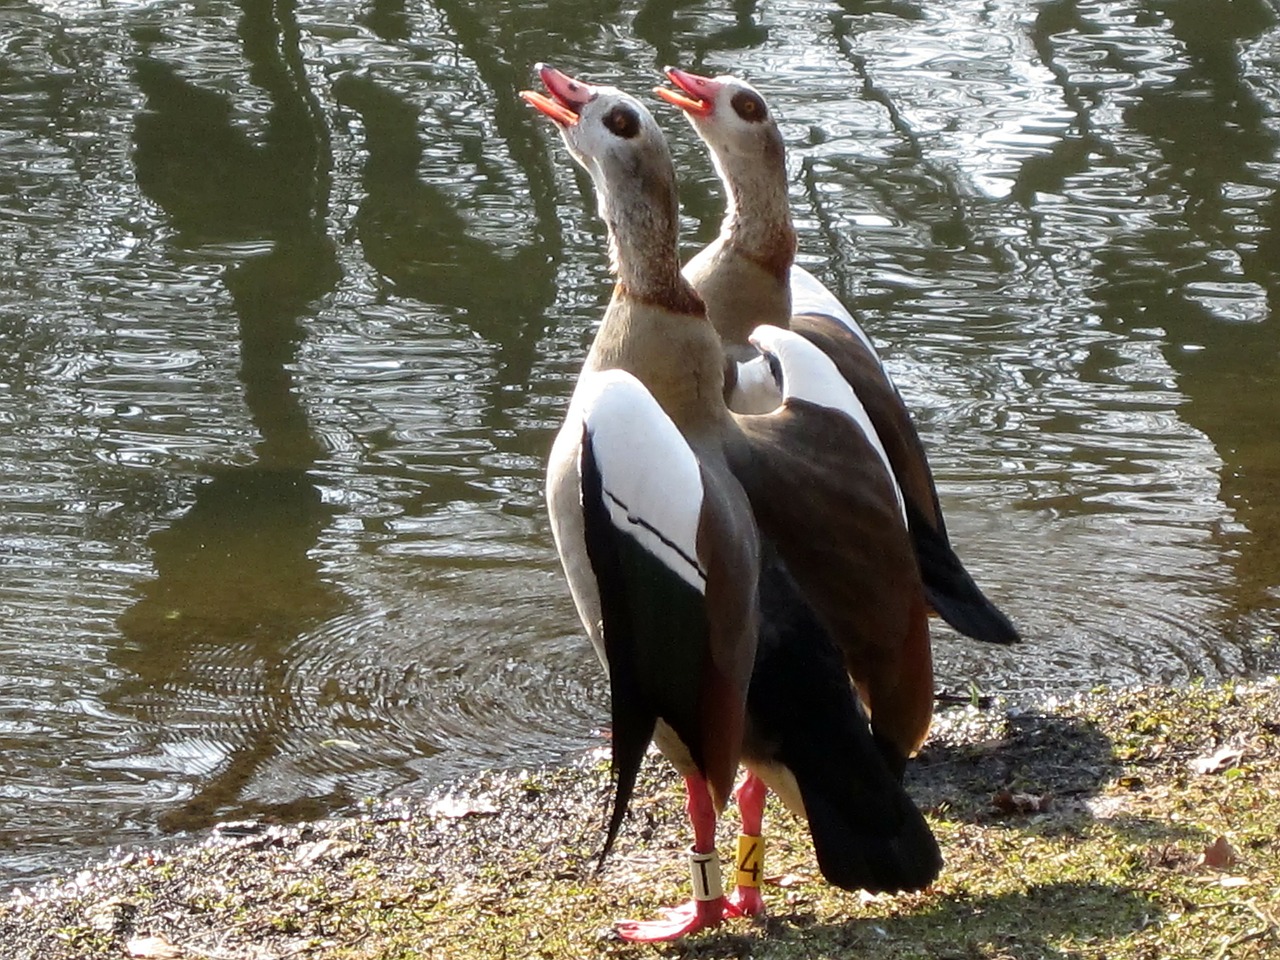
[789,266,880,358]
[573,369,708,593]
[748,326,907,524]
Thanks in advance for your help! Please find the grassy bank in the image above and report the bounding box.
[2,680,1277,959]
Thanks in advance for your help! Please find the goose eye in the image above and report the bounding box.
[730,90,766,123]
[603,106,641,139]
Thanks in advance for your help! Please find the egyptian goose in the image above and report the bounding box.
[523,65,940,941]
[656,67,1020,648]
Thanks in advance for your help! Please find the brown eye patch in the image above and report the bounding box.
[603,106,641,138]
[730,90,767,123]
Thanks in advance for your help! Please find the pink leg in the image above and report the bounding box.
[736,771,766,835]
[614,774,731,942]
[727,772,767,918]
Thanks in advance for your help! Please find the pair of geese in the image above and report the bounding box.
[521,63,1019,941]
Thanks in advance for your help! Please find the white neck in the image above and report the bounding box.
[592,162,700,311]
[710,137,795,271]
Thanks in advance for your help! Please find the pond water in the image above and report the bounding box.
[1,0,1277,884]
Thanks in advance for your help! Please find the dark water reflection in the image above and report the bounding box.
[0,0,1276,882]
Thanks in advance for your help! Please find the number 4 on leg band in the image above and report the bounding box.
[736,834,763,888]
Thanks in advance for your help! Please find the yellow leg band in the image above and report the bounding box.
[735,834,764,888]
[688,849,723,901]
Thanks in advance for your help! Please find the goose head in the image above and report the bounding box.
[655,67,795,345]
[655,67,786,184]
[523,65,677,240]
[523,64,693,307]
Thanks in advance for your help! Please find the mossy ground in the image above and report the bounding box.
[2,680,1277,960]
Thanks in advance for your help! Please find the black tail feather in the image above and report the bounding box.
[907,500,1020,646]
[580,429,661,869]
[748,547,942,892]
[802,785,940,892]
[599,711,653,871]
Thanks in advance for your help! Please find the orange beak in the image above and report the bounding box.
[520,63,594,126]
[654,65,718,116]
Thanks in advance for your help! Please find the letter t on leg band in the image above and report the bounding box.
[688,849,723,902]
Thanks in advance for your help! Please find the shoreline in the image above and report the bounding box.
[2,678,1277,959]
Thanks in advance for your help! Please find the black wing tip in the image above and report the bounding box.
[906,500,1022,646]
[925,585,1023,645]
[985,616,1022,646]
[596,792,627,873]
[818,852,943,894]
[750,550,942,891]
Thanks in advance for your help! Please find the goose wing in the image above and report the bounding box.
[547,369,758,860]
[728,329,933,764]
[787,281,1021,645]
[749,546,942,891]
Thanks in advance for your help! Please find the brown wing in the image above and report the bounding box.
[792,312,945,535]
[729,400,933,761]
[792,312,1020,646]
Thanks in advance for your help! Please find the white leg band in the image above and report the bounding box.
[688,848,724,902]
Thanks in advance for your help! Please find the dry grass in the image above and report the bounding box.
[2,679,1277,960]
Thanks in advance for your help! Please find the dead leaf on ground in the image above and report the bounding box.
[428,796,499,819]
[1193,874,1252,889]
[1085,794,1128,819]
[292,837,358,869]
[1199,835,1239,871]
[769,872,809,888]
[992,789,1053,815]
[85,897,138,934]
